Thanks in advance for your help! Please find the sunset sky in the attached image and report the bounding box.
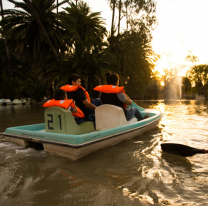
[3,0,208,76]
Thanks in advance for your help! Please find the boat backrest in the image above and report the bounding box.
[44,107,95,135]
[13,99,20,103]
[95,104,137,131]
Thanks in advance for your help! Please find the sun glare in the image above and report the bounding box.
[152,0,208,76]
[154,59,169,75]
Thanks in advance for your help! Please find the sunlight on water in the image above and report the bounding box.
[117,100,208,205]
[0,100,208,205]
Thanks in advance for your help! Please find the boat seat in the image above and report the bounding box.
[95,104,137,131]
[44,107,95,135]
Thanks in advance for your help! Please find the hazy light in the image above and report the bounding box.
[152,0,208,75]
[3,0,208,77]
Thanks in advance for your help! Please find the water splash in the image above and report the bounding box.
[164,73,182,100]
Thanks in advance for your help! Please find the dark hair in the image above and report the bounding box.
[68,74,81,84]
[53,89,66,100]
[106,72,119,85]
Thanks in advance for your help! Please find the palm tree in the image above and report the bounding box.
[24,0,59,61]
[60,1,108,89]
[43,1,112,94]
[0,0,68,78]
[0,37,8,71]
[0,0,13,76]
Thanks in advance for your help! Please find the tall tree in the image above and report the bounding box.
[186,64,208,91]
[45,1,109,92]
[111,0,116,37]
[118,0,122,35]
[0,0,68,80]
[0,0,12,76]
[108,0,157,36]
[24,0,59,61]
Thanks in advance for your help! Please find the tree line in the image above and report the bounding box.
[184,54,208,98]
[159,53,208,100]
[0,0,159,101]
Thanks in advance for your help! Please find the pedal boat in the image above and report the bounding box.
[1,99,13,106]
[3,102,163,160]
[12,99,30,105]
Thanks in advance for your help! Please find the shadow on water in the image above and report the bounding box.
[67,128,160,174]
[161,152,193,171]
[26,142,44,150]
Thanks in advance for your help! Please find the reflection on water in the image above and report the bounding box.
[0,104,45,132]
[0,100,208,205]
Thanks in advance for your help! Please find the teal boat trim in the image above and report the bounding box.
[3,102,163,160]
[2,114,162,148]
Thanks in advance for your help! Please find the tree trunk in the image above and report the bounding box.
[57,0,58,17]
[126,2,128,31]
[47,85,54,99]
[123,3,128,86]
[118,0,121,35]
[24,0,59,62]
[0,0,12,76]
[111,0,116,37]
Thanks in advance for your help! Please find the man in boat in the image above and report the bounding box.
[94,72,149,121]
[61,74,101,122]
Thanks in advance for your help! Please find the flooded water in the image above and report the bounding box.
[0,100,208,206]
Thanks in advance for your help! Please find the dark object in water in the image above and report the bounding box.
[161,143,208,157]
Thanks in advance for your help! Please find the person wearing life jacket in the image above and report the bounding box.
[61,74,101,121]
[43,89,85,124]
[94,72,149,121]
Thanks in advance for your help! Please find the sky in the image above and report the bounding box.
[3,0,208,76]
[151,0,208,76]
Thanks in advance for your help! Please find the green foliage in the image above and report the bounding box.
[108,0,157,36]
[144,80,159,99]
[0,0,158,100]
[107,24,157,98]
[106,0,158,99]
[0,0,68,73]
[45,1,110,96]
[0,70,21,100]
[186,64,208,89]
[186,53,199,64]
[182,76,191,94]
[0,38,7,70]
[22,79,47,102]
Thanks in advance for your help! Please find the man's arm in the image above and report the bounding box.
[82,99,97,110]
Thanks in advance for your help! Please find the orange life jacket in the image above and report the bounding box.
[93,85,127,109]
[43,99,85,118]
[60,85,91,103]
